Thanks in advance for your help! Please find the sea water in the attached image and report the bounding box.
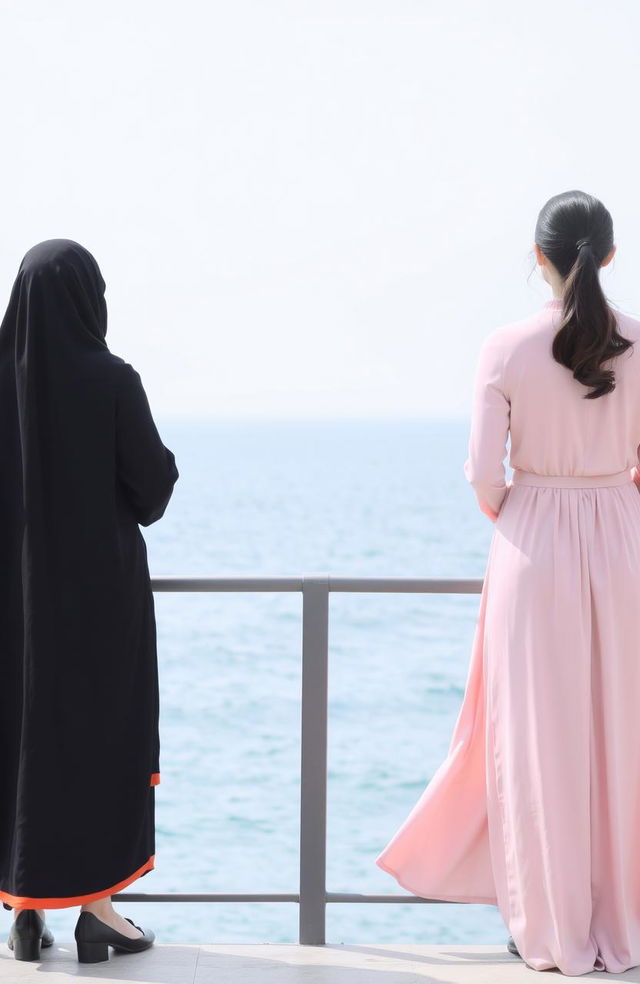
[44,417,511,945]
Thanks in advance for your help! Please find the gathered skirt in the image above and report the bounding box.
[376,467,640,976]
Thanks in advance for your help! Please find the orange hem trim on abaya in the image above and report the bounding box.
[0,854,156,911]
[150,772,160,785]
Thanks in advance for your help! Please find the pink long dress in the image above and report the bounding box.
[375,297,640,976]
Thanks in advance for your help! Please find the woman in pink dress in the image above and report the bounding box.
[375,189,640,976]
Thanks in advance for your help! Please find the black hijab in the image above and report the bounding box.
[0,237,109,359]
[0,239,112,509]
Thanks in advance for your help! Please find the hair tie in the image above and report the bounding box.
[576,238,591,250]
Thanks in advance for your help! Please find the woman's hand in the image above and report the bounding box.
[480,502,500,523]
[481,479,513,523]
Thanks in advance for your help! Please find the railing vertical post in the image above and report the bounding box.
[299,574,329,945]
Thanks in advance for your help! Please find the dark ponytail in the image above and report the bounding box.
[534,190,631,399]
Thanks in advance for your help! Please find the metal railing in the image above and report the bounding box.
[115,574,484,944]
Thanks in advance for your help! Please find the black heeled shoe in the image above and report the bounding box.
[74,910,155,963]
[7,909,55,961]
[507,934,521,957]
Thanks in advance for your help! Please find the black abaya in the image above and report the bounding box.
[0,239,179,909]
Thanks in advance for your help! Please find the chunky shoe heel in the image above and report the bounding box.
[507,935,521,958]
[13,937,42,962]
[74,910,154,963]
[7,909,54,961]
[77,939,110,963]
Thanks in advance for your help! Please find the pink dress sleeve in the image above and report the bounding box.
[464,333,511,522]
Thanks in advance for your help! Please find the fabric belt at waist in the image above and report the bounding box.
[511,468,634,489]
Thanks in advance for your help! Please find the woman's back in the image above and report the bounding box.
[507,300,640,474]
[465,299,640,520]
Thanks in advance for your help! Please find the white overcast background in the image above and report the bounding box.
[0,0,638,421]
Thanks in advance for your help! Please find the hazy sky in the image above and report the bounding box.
[0,0,638,420]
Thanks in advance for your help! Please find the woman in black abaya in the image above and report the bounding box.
[0,239,179,962]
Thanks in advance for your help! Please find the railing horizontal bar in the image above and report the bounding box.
[114,893,300,903]
[150,575,484,594]
[326,893,457,904]
[151,575,304,592]
[113,892,446,904]
[328,577,483,594]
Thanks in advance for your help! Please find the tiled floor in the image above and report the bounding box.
[1,941,638,983]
